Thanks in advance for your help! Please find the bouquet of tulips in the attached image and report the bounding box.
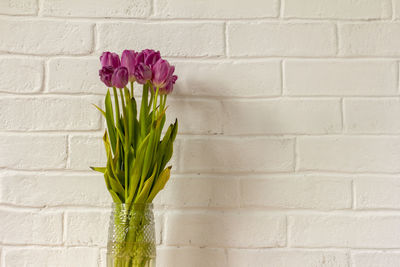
[92,49,178,267]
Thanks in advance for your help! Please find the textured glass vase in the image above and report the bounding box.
[107,203,156,267]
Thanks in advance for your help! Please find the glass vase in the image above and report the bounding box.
[107,203,156,267]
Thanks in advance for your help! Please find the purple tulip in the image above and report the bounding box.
[159,75,177,95]
[121,50,138,82]
[111,66,129,89]
[152,59,175,88]
[137,49,161,67]
[99,66,114,87]
[100,52,120,69]
[134,63,152,85]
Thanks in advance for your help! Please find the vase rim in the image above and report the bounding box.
[110,202,154,208]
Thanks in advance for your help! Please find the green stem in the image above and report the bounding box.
[130,81,134,97]
[112,87,120,122]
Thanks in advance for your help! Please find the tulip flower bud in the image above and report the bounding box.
[121,50,138,82]
[99,66,114,87]
[159,75,177,95]
[100,52,121,69]
[152,59,175,88]
[134,63,152,85]
[112,66,129,89]
[137,49,161,67]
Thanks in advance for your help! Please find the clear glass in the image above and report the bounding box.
[107,203,156,267]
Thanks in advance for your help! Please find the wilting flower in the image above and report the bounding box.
[121,50,138,82]
[112,66,129,88]
[100,52,120,69]
[159,75,177,95]
[134,63,152,84]
[99,66,114,87]
[152,59,175,88]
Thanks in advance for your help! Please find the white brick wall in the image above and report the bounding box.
[1,0,400,266]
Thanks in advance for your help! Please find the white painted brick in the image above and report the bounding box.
[241,175,351,210]
[344,99,400,133]
[340,23,400,56]
[4,247,98,267]
[97,22,224,57]
[289,214,400,248]
[227,249,349,267]
[284,0,391,19]
[155,0,278,18]
[0,96,101,131]
[0,57,43,93]
[0,134,67,169]
[228,22,336,57]
[69,135,106,170]
[65,210,109,246]
[354,176,400,209]
[0,208,62,245]
[180,137,295,173]
[157,176,239,208]
[0,0,37,15]
[298,137,400,173]
[171,60,281,97]
[100,248,107,267]
[42,0,150,18]
[48,57,104,94]
[222,99,342,134]
[394,0,400,19]
[167,99,223,134]
[284,60,398,96]
[165,211,286,247]
[157,247,228,267]
[0,19,93,55]
[352,252,400,267]
[0,171,110,207]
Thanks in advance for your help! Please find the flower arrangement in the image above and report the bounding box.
[92,49,178,204]
[91,49,178,267]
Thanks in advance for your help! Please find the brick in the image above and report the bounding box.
[155,0,278,18]
[42,0,150,18]
[0,57,43,93]
[352,252,400,267]
[48,57,104,94]
[171,60,281,97]
[0,19,93,55]
[289,214,400,248]
[157,176,239,208]
[165,211,286,247]
[0,171,110,207]
[227,249,349,267]
[0,0,37,15]
[157,247,228,267]
[241,175,351,210]
[298,137,400,173]
[228,22,336,57]
[340,23,400,56]
[97,22,224,57]
[354,176,400,209]
[180,137,295,173]
[284,60,397,96]
[0,134,67,169]
[167,98,223,134]
[69,135,106,170]
[284,0,391,19]
[222,99,341,134]
[0,208,62,245]
[394,0,400,19]
[65,210,109,246]
[4,247,98,267]
[0,96,101,131]
[344,99,400,133]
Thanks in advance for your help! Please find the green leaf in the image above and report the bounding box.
[92,104,106,117]
[109,190,122,203]
[135,164,157,203]
[105,90,117,154]
[90,166,106,173]
[147,166,171,202]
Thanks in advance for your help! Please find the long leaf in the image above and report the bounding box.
[105,90,116,154]
[147,166,171,202]
[135,164,157,203]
